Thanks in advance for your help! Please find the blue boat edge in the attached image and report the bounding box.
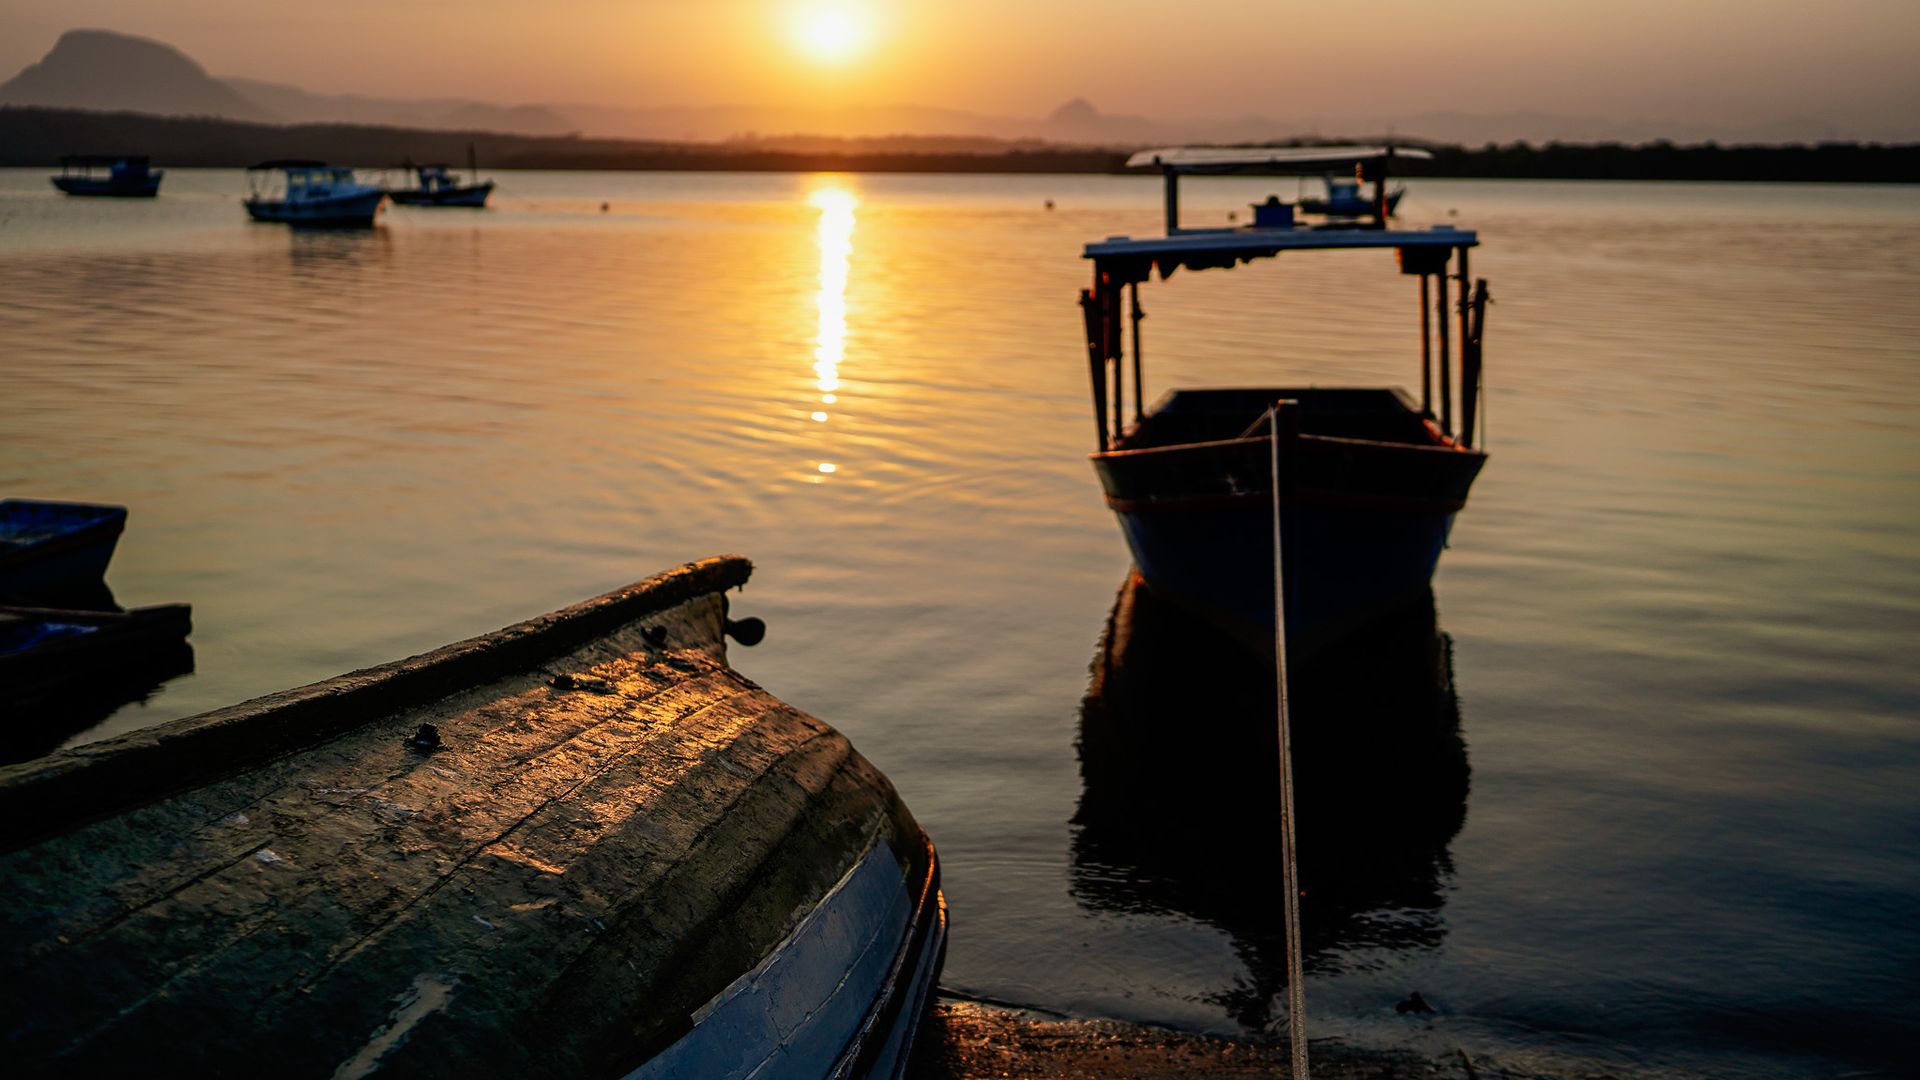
[0,499,129,601]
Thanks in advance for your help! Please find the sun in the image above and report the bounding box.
[790,2,873,65]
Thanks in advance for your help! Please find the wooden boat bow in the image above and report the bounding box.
[0,555,943,1079]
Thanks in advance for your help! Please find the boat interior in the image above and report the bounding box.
[1114,387,1445,451]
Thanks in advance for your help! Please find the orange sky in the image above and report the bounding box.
[4,0,1918,135]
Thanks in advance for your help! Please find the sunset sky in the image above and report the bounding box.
[3,0,1917,135]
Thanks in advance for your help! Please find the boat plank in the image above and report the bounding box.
[10,604,734,951]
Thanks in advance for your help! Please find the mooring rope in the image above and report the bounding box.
[1270,402,1310,1080]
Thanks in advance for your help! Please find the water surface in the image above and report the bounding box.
[3,168,1916,1078]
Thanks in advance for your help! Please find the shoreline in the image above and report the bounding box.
[4,107,1916,183]
[909,996,1661,1080]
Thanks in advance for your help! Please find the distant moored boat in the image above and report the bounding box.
[244,160,386,227]
[1299,172,1405,219]
[389,144,495,207]
[50,155,163,197]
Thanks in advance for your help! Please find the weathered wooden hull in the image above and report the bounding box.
[1092,389,1485,656]
[0,499,127,602]
[0,557,944,1079]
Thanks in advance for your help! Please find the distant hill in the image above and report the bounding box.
[224,77,577,136]
[0,29,272,122]
[2,27,1901,146]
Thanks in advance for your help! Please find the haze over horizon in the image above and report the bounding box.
[3,1,1918,143]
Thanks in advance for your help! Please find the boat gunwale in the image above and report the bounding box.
[1104,488,1470,516]
[1091,429,1484,463]
[0,554,752,851]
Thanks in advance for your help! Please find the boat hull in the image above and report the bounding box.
[0,500,127,602]
[1108,492,1456,656]
[1093,393,1484,656]
[245,189,386,227]
[0,557,944,1079]
[390,181,494,207]
[51,176,161,197]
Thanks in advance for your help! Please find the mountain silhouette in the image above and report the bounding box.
[0,28,1880,147]
[0,29,271,121]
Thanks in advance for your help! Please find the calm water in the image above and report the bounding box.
[3,169,1916,1078]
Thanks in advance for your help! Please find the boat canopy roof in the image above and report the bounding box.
[1085,225,1476,284]
[1126,145,1435,174]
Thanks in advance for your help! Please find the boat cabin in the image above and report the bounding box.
[1080,145,1488,456]
[56,155,155,181]
[248,160,362,200]
[412,164,459,192]
[50,155,163,197]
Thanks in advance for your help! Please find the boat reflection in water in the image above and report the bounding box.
[0,637,194,765]
[0,580,196,764]
[1072,573,1467,1031]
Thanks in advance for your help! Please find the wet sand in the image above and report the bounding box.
[912,997,1481,1079]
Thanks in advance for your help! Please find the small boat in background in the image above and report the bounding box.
[389,144,495,207]
[244,161,385,227]
[1299,171,1405,219]
[0,500,127,602]
[50,155,163,197]
[0,557,945,1079]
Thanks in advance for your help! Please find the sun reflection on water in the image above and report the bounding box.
[809,183,856,478]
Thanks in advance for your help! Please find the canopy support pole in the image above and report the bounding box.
[1080,279,1111,450]
[1418,273,1433,415]
[1374,147,1393,227]
[1163,167,1180,233]
[1109,279,1125,442]
[1457,246,1471,414]
[1130,283,1145,422]
[1462,278,1489,449]
[1455,246,1472,443]
[1436,262,1453,437]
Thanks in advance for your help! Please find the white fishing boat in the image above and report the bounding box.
[244,160,386,228]
[389,144,495,207]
